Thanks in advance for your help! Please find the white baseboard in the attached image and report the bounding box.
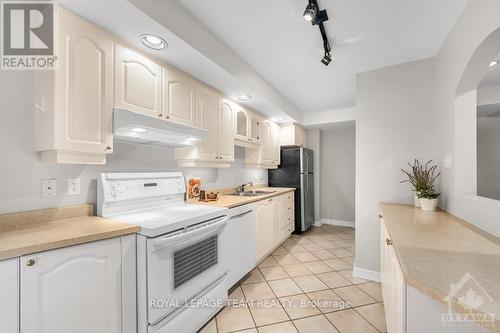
[320,218,355,228]
[353,265,380,282]
[312,220,322,227]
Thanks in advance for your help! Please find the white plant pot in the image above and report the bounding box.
[414,192,421,207]
[420,198,438,211]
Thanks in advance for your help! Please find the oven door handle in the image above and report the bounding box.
[151,216,228,249]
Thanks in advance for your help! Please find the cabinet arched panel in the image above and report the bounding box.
[123,62,158,110]
[164,68,196,126]
[66,37,105,144]
[196,87,218,160]
[218,101,235,161]
[115,45,162,118]
[21,239,122,333]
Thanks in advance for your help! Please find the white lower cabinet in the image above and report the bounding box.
[0,258,19,333]
[380,219,406,333]
[255,193,294,262]
[18,236,135,333]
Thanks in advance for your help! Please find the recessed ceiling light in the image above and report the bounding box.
[489,60,499,67]
[238,94,252,101]
[140,34,167,50]
[131,127,146,133]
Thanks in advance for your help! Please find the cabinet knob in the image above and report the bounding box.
[379,214,383,218]
[26,259,35,267]
[386,238,392,246]
[105,146,112,151]
[166,115,170,119]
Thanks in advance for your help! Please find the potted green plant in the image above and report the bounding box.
[418,188,440,211]
[401,160,440,208]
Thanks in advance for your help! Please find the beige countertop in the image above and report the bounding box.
[380,203,500,330]
[0,204,139,260]
[190,187,295,208]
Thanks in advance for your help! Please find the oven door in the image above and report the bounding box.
[146,216,228,325]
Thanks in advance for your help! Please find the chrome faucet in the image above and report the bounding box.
[236,182,253,193]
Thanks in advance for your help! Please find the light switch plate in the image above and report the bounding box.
[68,178,81,196]
[42,179,56,197]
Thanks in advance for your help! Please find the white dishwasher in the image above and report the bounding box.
[226,203,256,289]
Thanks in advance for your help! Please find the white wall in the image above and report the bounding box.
[320,126,356,223]
[355,58,437,273]
[306,129,321,225]
[303,107,356,127]
[477,112,500,200]
[0,71,266,215]
[435,0,500,237]
[478,85,500,106]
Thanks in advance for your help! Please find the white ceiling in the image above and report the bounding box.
[60,0,467,123]
[177,0,468,113]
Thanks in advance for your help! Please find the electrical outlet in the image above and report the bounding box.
[68,178,81,196]
[42,179,57,197]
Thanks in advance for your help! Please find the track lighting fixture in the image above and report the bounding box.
[303,3,317,22]
[302,0,332,66]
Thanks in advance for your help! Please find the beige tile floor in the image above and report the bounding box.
[199,225,386,333]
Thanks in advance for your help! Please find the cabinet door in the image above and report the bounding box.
[218,99,235,162]
[21,239,122,333]
[269,198,280,249]
[0,258,18,333]
[235,107,249,141]
[249,114,261,143]
[163,67,196,126]
[115,44,162,118]
[196,85,218,161]
[56,11,113,153]
[255,203,269,262]
[271,123,281,165]
[295,127,307,147]
[261,121,273,164]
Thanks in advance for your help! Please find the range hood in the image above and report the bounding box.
[113,109,207,147]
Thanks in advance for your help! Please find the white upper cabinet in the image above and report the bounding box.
[115,44,162,118]
[196,85,218,160]
[271,122,281,165]
[235,107,250,141]
[280,124,307,147]
[245,120,280,169]
[35,7,113,164]
[163,67,196,127]
[0,258,18,333]
[20,239,123,333]
[261,121,273,165]
[249,113,261,143]
[218,98,235,162]
[174,92,235,166]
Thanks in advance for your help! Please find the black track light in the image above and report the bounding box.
[303,0,333,66]
[321,51,332,66]
[303,3,317,22]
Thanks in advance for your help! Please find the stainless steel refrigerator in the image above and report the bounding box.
[268,146,314,233]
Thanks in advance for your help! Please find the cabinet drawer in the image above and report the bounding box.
[279,223,294,241]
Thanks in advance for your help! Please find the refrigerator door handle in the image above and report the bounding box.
[304,150,309,174]
[304,174,308,196]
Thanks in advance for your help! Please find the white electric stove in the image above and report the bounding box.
[97,172,229,333]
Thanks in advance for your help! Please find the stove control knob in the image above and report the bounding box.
[111,189,117,197]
